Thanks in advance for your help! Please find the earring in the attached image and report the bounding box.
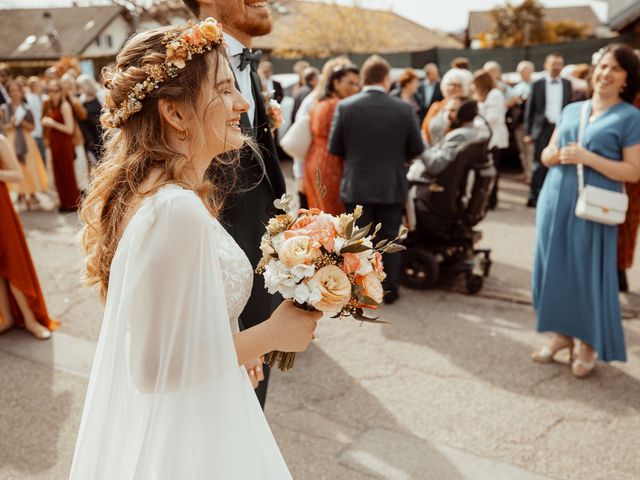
[177,129,187,141]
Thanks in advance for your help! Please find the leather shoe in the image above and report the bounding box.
[383,291,400,305]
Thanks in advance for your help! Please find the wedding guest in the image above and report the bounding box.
[562,64,591,102]
[532,44,640,378]
[26,76,46,162]
[617,89,640,292]
[329,55,424,304]
[472,69,509,209]
[60,73,89,190]
[417,63,443,122]
[510,61,535,184]
[294,57,351,210]
[77,74,103,165]
[450,57,471,71]
[70,21,320,478]
[291,66,318,123]
[416,97,483,177]
[391,68,421,120]
[1,81,48,210]
[483,60,511,97]
[258,61,283,103]
[524,53,572,207]
[422,68,473,146]
[0,134,56,339]
[304,64,360,215]
[0,63,11,107]
[291,60,310,97]
[42,79,80,212]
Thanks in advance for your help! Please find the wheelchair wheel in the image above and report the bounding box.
[465,272,483,294]
[402,248,439,290]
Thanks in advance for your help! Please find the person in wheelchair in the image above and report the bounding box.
[409,96,485,179]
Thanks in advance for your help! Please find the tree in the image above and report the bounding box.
[480,0,591,48]
[272,0,403,58]
[488,0,546,47]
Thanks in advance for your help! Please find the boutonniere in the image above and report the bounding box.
[262,92,283,131]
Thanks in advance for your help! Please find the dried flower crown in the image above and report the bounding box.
[103,17,224,129]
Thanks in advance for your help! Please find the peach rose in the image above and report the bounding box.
[278,236,321,268]
[356,272,384,304]
[310,265,352,313]
[199,19,222,42]
[372,251,386,280]
[342,253,361,274]
[285,215,337,251]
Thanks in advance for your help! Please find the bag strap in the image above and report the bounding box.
[576,101,590,192]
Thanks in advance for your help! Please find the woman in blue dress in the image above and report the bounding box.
[532,44,640,378]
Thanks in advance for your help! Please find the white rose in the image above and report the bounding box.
[278,235,321,268]
[293,282,311,304]
[355,252,374,276]
[272,232,286,253]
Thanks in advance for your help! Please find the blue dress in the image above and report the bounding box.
[533,101,640,362]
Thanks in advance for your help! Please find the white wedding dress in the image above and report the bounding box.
[69,185,292,479]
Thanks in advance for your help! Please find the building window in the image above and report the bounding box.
[106,35,113,48]
[95,36,101,47]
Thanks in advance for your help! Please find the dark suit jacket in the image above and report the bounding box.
[214,69,286,331]
[524,77,572,138]
[416,80,443,123]
[328,89,425,205]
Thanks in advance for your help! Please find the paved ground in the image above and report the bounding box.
[1,171,640,480]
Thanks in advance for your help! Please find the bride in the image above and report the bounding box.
[69,18,321,479]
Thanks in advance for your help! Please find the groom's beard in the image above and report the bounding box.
[212,1,274,37]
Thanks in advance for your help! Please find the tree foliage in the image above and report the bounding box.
[273,0,402,58]
[480,0,590,48]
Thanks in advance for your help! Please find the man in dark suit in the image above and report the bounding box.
[258,61,283,103]
[182,0,286,408]
[329,55,425,304]
[524,53,572,207]
[291,66,318,123]
[416,63,443,123]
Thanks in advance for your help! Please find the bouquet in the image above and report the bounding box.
[257,194,407,371]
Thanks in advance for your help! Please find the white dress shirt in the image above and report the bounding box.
[544,75,563,124]
[224,33,254,126]
[423,80,436,107]
[362,85,386,93]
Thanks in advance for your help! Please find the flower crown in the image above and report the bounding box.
[103,17,224,129]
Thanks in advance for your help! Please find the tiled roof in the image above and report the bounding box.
[0,6,125,61]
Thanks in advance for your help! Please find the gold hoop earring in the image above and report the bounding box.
[177,129,187,141]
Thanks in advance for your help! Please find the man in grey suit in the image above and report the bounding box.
[329,55,425,304]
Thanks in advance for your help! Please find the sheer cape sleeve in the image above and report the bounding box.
[69,187,292,479]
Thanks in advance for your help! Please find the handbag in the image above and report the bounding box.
[280,114,312,160]
[574,101,628,225]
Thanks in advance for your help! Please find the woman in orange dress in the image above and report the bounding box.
[303,64,360,215]
[617,92,640,291]
[0,134,57,339]
[42,79,80,212]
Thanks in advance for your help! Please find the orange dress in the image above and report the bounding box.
[617,96,640,270]
[303,97,345,215]
[421,100,446,145]
[0,180,58,330]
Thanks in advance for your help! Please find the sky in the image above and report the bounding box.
[0,0,611,33]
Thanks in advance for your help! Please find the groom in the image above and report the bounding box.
[182,0,286,408]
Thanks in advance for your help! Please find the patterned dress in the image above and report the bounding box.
[303,97,345,215]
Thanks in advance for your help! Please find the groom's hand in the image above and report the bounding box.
[245,357,265,389]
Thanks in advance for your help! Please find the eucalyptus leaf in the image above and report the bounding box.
[341,243,371,254]
[383,244,407,254]
[359,294,379,306]
[350,222,372,241]
[345,218,355,239]
[375,239,388,249]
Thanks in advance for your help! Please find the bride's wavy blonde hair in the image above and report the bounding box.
[81,26,238,300]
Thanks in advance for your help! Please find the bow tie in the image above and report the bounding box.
[237,48,262,72]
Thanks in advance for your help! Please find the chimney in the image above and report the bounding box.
[43,12,61,52]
